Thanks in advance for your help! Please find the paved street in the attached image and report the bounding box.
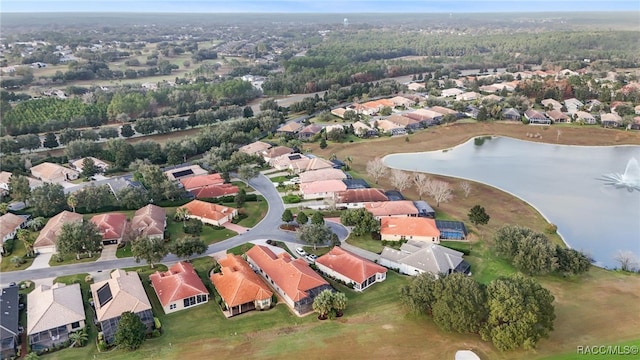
[0,173,349,286]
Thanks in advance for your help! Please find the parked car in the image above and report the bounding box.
[296,247,307,256]
[305,254,317,262]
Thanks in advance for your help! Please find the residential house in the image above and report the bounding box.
[465,105,480,119]
[71,157,109,173]
[483,94,503,103]
[90,213,128,246]
[0,171,42,193]
[298,124,323,140]
[349,103,377,116]
[352,121,378,138]
[502,107,521,121]
[179,200,237,226]
[315,247,387,291]
[430,106,459,117]
[404,109,439,126]
[130,204,166,240]
[27,283,85,350]
[269,153,310,171]
[601,113,623,128]
[631,116,640,131]
[364,99,394,111]
[150,261,209,314]
[324,124,345,134]
[300,180,347,200]
[524,109,551,125]
[0,286,19,359]
[479,85,499,93]
[378,240,470,277]
[34,211,83,253]
[413,200,435,218]
[210,254,273,317]
[456,91,480,101]
[380,217,440,243]
[291,157,335,174]
[441,88,464,97]
[180,173,225,191]
[299,168,347,184]
[330,108,348,119]
[190,184,239,199]
[262,146,294,162]
[90,269,154,344]
[385,114,421,130]
[546,109,570,123]
[0,213,27,254]
[335,188,388,209]
[276,121,304,136]
[364,200,419,219]
[635,105,640,115]
[541,98,563,111]
[163,164,208,182]
[435,220,468,240]
[574,111,597,125]
[246,245,331,315]
[239,141,272,156]
[564,98,584,114]
[389,96,415,108]
[30,162,79,183]
[375,119,406,136]
[407,83,425,91]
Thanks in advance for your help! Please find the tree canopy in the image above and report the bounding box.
[57,221,103,260]
[131,236,168,268]
[340,208,380,236]
[114,311,147,351]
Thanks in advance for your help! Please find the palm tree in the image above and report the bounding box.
[332,292,348,317]
[343,156,353,170]
[312,289,334,320]
[68,329,88,347]
[16,229,33,256]
[174,207,190,227]
[67,194,78,213]
[27,217,46,231]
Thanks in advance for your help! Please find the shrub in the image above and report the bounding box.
[154,317,162,330]
[85,275,93,283]
[97,340,108,352]
[184,220,203,235]
[2,239,15,255]
[271,293,278,306]
[282,194,301,204]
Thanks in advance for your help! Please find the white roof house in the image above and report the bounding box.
[378,240,469,277]
[27,283,85,338]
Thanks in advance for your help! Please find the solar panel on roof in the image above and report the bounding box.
[96,283,113,307]
[172,169,194,178]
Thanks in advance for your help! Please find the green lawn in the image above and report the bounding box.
[269,175,291,183]
[226,243,255,256]
[231,181,255,193]
[49,252,100,267]
[345,233,383,254]
[165,212,236,245]
[115,242,132,258]
[223,197,268,228]
[302,246,331,257]
[273,241,295,256]
[0,239,35,272]
[464,239,518,284]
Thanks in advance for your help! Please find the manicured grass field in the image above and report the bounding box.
[226,243,255,256]
[222,197,268,228]
[164,208,237,245]
[344,233,383,254]
[0,239,35,272]
[49,252,100,267]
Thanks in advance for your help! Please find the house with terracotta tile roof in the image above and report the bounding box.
[163,164,208,182]
[380,217,440,243]
[299,168,347,184]
[30,162,79,183]
[210,253,272,317]
[364,200,419,219]
[335,188,388,209]
[246,245,331,315]
[546,109,569,123]
[239,141,272,156]
[34,211,83,253]
[262,146,294,162]
[0,172,42,193]
[131,204,166,240]
[180,173,225,191]
[315,247,386,291]
[300,180,347,200]
[375,119,406,136]
[379,240,470,277]
[190,184,240,199]
[90,269,154,344]
[27,283,85,349]
[90,213,128,246]
[298,124,323,140]
[150,261,209,314]
[179,200,237,226]
[0,213,27,254]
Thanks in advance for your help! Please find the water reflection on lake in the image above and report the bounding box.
[383,136,640,268]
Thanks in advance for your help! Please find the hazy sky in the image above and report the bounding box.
[2,0,639,13]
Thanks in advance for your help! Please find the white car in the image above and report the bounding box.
[296,247,307,256]
[305,254,317,263]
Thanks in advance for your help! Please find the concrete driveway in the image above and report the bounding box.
[98,245,118,261]
[26,252,53,270]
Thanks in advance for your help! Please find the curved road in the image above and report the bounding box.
[0,173,349,286]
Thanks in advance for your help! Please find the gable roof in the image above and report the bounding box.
[179,200,236,222]
[380,240,465,275]
[315,247,386,284]
[336,188,388,203]
[545,109,568,121]
[299,168,347,184]
[278,122,304,133]
[375,119,405,132]
[575,111,596,120]
[413,108,443,119]
[293,157,335,173]
[190,184,239,199]
[380,217,440,238]
[364,200,419,217]
[386,114,419,127]
[210,254,272,308]
[34,211,83,248]
[502,107,521,117]
[90,269,152,321]
[524,109,547,120]
[300,180,347,195]
[131,204,166,238]
[0,213,27,240]
[180,173,225,191]
[430,106,458,115]
[263,146,294,159]
[163,164,208,182]
[150,262,208,308]
[0,286,19,340]
[30,162,79,181]
[27,283,85,335]
[246,245,328,302]
[91,213,127,241]
[389,96,415,107]
[71,157,109,172]
[601,113,622,122]
[239,141,272,155]
[298,124,323,135]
